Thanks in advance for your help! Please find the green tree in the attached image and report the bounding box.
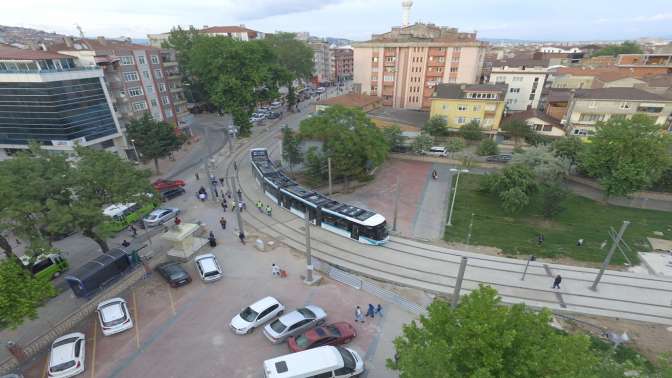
[477,138,499,156]
[126,112,186,174]
[304,146,326,186]
[262,32,314,82]
[281,126,302,173]
[423,116,448,137]
[389,285,603,377]
[446,138,465,153]
[592,41,643,57]
[511,145,570,183]
[411,133,434,154]
[298,106,388,185]
[459,120,483,142]
[481,164,538,214]
[382,125,405,150]
[502,119,533,148]
[287,85,298,112]
[540,183,568,218]
[163,26,205,102]
[580,115,672,197]
[188,36,288,136]
[0,258,57,329]
[552,136,584,167]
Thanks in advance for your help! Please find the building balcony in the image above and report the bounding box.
[173,98,187,105]
[162,61,178,67]
[425,71,443,77]
[383,61,396,67]
[166,72,181,80]
[170,86,183,93]
[427,61,445,67]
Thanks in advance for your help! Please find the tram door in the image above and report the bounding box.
[351,225,359,241]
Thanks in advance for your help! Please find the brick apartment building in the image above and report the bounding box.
[331,46,353,82]
[615,53,672,76]
[353,23,486,110]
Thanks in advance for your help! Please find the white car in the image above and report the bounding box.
[48,333,85,378]
[316,87,326,93]
[424,146,448,157]
[96,298,133,336]
[263,305,327,344]
[230,296,284,334]
[270,101,282,109]
[143,207,180,228]
[249,114,265,123]
[194,253,223,282]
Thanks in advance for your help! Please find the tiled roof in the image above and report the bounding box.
[546,89,572,103]
[0,45,72,60]
[554,67,639,82]
[640,74,672,87]
[503,108,563,127]
[491,57,550,68]
[574,87,670,101]
[432,83,508,100]
[50,38,158,52]
[317,93,381,108]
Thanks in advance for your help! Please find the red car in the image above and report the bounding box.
[287,322,356,352]
[152,179,186,191]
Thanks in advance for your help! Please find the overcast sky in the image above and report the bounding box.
[3,0,672,42]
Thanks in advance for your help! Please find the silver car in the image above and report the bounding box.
[143,207,180,228]
[263,305,327,344]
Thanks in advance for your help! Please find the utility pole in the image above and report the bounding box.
[327,157,333,195]
[392,176,400,232]
[521,255,536,281]
[304,215,313,283]
[591,221,629,291]
[447,168,468,226]
[230,176,245,236]
[451,257,468,309]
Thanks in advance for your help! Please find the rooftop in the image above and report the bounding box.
[361,23,480,45]
[317,93,381,108]
[432,83,508,100]
[574,87,670,101]
[490,57,550,69]
[503,108,563,127]
[49,37,158,52]
[201,26,260,35]
[553,67,640,82]
[0,45,72,60]
[367,107,428,128]
[640,74,672,87]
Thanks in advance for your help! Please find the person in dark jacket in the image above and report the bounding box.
[552,274,562,289]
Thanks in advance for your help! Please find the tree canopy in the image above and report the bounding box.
[502,119,533,147]
[390,285,604,377]
[281,126,302,173]
[459,120,484,142]
[0,258,57,329]
[481,164,537,214]
[579,115,672,197]
[511,145,570,183]
[423,116,449,137]
[126,112,186,173]
[592,41,643,57]
[382,125,405,150]
[552,136,584,167]
[298,106,388,185]
[411,133,434,154]
[162,26,205,102]
[262,32,314,82]
[477,139,499,156]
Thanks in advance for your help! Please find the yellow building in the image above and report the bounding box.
[429,83,508,135]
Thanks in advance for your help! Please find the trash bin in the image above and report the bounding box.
[255,239,265,252]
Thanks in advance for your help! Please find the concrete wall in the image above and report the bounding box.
[456,46,483,84]
[353,47,373,95]
[551,75,595,89]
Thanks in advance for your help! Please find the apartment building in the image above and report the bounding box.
[0,45,124,159]
[615,53,672,76]
[353,23,485,110]
[49,37,191,141]
[310,40,333,84]
[562,88,672,136]
[429,83,507,134]
[200,26,264,41]
[549,67,638,89]
[331,46,353,81]
[487,59,548,112]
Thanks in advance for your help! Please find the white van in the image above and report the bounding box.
[424,146,448,157]
[263,346,364,378]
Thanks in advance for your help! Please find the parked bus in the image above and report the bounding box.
[101,202,156,233]
[20,254,69,281]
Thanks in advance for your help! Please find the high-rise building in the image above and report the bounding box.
[353,23,485,110]
[0,45,124,159]
[48,37,191,150]
[487,59,548,112]
[310,40,333,85]
[331,46,353,81]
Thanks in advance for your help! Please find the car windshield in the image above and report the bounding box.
[297,308,315,319]
[50,360,75,372]
[53,337,77,348]
[336,346,356,370]
[204,270,219,277]
[327,325,342,337]
[270,319,286,333]
[100,302,127,326]
[240,307,258,322]
[294,334,311,349]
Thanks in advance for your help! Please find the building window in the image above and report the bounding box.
[442,104,448,110]
[529,94,535,101]
[372,57,378,63]
[473,105,480,111]
[138,55,146,65]
[120,56,135,65]
[450,67,458,73]
[385,56,396,63]
[456,116,466,124]
[127,87,144,97]
[147,85,154,94]
[510,88,520,93]
[383,75,394,81]
[495,76,505,83]
[151,55,160,65]
[438,57,445,63]
[579,113,604,122]
[370,85,378,92]
[142,71,150,79]
[154,69,163,79]
[454,47,461,53]
[458,105,467,111]
[513,76,524,82]
[123,71,139,81]
[162,96,170,105]
[371,75,378,81]
[619,102,630,109]
[542,125,553,132]
[150,99,158,107]
[165,109,173,118]
[132,101,148,111]
[471,118,481,125]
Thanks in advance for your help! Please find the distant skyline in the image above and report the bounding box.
[2,0,672,42]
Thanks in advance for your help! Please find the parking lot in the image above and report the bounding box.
[22,233,411,378]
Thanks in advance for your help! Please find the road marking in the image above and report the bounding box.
[132,288,140,349]
[90,319,97,378]
[167,286,176,316]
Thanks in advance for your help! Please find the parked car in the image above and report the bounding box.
[249,114,265,123]
[288,322,357,352]
[485,154,513,163]
[152,179,185,191]
[316,87,326,93]
[230,296,284,334]
[263,305,327,344]
[159,187,186,202]
[194,253,223,282]
[156,262,192,287]
[263,346,364,378]
[270,101,282,109]
[143,207,180,228]
[266,111,282,119]
[96,298,133,336]
[48,333,85,378]
[424,146,448,157]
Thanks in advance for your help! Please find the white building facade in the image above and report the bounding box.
[488,65,547,112]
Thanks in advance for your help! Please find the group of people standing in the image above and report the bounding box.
[354,304,383,323]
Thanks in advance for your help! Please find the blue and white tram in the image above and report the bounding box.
[250,148,389,245]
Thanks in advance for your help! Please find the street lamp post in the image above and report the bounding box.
[447,168,469,227]
[130,139,140,161]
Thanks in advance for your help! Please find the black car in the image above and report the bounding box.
[486,154,513,163]
[160,187,186,202]
[156,262,192,287]
[266,111,282,119]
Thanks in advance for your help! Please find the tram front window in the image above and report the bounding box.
[361,222,388,241]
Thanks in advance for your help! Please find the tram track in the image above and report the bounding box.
[219,116,672,325]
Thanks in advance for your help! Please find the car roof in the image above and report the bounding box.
[50,333,83,365]
[98,300,125,322]
[195,255,219,273]
[280,309,308,325]
[304,305,326,318]
[250,296,280,312]
[264,346,342,377]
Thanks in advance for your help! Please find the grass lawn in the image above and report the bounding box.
[444,174,672,265]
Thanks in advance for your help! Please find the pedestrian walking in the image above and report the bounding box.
[355,306,365,323]
[272,263,280,277]
[233,161,238,171]
[376,304,383,317]
[538,233,544,246]
[237,189,242,200]
[432,169,438,180]
[266,205,272,217]
[238,202,244,212]
[129,225,137,238]
[366,304,375,318]
[239,231,246,245]
[219,177,224,186]
[121,240,130,248]
[226,191,232,199]
[577,238,584,247]
[242,201,247,210]
[195,172,200,180]
[221,200,227,212]
[219,217,227,230]
[552,274,562,289]
[231,201,237,211]
[256,201,263,213]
